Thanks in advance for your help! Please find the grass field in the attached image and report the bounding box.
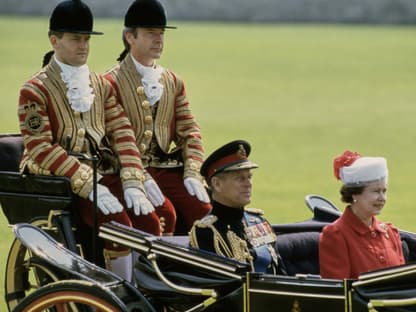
[0,16,416,309]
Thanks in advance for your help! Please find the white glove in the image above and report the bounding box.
[124,188,155,216]
[184,177,210,203]
[88,184,123,215]
[144,178,165,207]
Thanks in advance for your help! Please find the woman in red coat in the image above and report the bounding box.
[319,151,404,279]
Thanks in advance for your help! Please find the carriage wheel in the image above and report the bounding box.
[5,217,62,311]
[12,280,127,312]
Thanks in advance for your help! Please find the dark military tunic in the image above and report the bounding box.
[190,200,283,274]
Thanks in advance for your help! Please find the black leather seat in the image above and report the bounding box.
[277,231,321,276]
[0,134,23,172]
[0,134,74,225]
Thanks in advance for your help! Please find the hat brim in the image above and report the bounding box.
[52,28,104,35]
[220,161,259,174]
[127,24,177,29]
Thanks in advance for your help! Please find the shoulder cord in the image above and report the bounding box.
[190,222,254,270]
[226,229,254,271]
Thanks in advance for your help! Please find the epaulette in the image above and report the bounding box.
[193,215,218,228]
[244,207,264,215]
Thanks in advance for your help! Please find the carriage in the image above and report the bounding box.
[2,133,416,312]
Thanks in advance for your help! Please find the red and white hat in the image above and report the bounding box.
[333,151,388,186]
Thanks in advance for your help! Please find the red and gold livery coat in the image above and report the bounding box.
[18,59,145,198]
[104,55,204,180]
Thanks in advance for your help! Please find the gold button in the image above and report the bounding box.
[135,171,145,181]
[122,171,132,179]
[189,161,201,170]
[144,130,152,138]
[142,100,150,109]
[74,111,81,118]
[80,171,89,180]
[74,179,83,187]
[139,143,146,152]
[77,128,85,136]
[144,115,152,124]
[73,146,81,153]
[137,86,145,95]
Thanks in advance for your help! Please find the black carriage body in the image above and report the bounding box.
[8,219,416,311]
[98,221,416,312]
[247,273,346,312]
[350,265,416,312]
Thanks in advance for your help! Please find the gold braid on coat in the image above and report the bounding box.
[189,216,254,270]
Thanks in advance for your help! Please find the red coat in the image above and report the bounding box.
[319,207,404,279]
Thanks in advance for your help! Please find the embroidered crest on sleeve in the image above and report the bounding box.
[24,103,44,134]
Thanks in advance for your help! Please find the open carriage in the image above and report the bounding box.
[2,133,416,311]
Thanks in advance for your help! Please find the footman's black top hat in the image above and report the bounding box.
[201,140,259,181]
[49,0,103,35]
[124,0,176,29]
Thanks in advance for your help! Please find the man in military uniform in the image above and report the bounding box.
[104,0,211,234]
[18,0,164,281]
[189,140,285,274]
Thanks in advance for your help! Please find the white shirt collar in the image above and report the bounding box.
[54,55,95,113]
[131,55,164,106]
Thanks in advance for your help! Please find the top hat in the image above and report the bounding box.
[124,0,176,29]
[49,0,103,35]
[333,150,388,186]
[201,140,259,181]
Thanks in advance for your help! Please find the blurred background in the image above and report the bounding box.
[1,0,416,24]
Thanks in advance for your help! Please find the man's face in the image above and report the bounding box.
[211,169,253,208]
[127,28,165,66]
[51,33,90,66]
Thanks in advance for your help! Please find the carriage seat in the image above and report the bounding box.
[0,134,74,225]
[277,231,320,276]
[161,230,321,277]
[0,134,23,172]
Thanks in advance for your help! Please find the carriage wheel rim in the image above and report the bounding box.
[19,290,120,312]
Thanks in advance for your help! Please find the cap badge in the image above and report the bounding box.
[237,144,247,159]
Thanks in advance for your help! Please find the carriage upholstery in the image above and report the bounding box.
[0,134,23,172]
[163,230,322,276]
[0,134,74,225]
[277,231,321,276]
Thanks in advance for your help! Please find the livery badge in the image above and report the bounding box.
[24,103,44,134]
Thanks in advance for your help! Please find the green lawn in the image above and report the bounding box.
[1,16,416,309]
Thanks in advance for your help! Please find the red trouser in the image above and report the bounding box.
[146,167,212,234]
[75,174,164,252]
